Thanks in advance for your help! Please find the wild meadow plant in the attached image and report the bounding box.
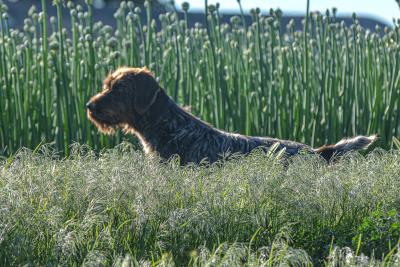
[0,144,399,265]
[0,1,399,155]
[1,0,400,265]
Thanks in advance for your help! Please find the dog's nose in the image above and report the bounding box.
[86,102,96,111]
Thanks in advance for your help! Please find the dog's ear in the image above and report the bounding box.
[133,68,160,115]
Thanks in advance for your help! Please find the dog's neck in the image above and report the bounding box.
[141,88,170,126]
[128,90,213,159]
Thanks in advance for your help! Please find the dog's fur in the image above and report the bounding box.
[87,67,378,165]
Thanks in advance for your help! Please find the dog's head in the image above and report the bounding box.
[86,67,163,134]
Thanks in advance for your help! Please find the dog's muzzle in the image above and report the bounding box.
[86,102,96,112]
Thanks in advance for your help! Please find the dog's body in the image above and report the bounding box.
[87,67,377,165]
[130,91,313,164]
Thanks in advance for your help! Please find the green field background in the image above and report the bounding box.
[0,0,399,155]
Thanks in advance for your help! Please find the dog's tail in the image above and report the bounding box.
[314,135,378,161]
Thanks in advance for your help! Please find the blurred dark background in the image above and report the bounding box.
[2,0,391,31]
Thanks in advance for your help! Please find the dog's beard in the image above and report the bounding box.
[87,110,118,135]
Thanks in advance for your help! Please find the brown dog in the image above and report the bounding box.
[87,67,377,165]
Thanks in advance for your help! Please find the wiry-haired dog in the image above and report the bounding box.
[87,67,377,165]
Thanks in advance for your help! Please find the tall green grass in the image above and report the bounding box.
[0,145,399,265]
[0,1,400,155]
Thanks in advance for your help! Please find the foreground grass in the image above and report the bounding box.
[0,144,399,266]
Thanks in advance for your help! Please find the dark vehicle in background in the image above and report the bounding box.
[2,0,397,31]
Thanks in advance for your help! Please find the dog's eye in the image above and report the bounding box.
[109,81,121,91]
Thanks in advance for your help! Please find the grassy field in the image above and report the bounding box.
[1,1,400,266]
[0,145,399,266]
[1,1,400,155]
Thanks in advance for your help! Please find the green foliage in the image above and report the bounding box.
[0,1,399,155]
[353,209,400,257]
[0,145,400,265]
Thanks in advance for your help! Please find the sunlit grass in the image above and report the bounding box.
[0,144,399,265]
